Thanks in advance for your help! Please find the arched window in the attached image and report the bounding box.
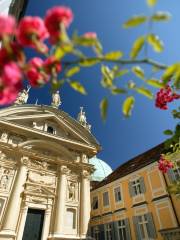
[47,126,54,134]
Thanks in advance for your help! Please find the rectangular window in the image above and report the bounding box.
[92,196,98,210]
[114,186,121,202]
[105,223,112,240]
[117,220,127,240]
[93,226,100,240]
[173,167,180,181]
[103,192,109,206]
[132,179,142,195]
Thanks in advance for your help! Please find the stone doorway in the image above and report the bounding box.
[22,208,45,240]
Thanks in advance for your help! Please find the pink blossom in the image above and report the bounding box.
[158,155,174,173]
[26,57,49,87]
[2,62,22,86]
[44,6,73,43]
[0,86,19,105]
[83,32,97,39]
[0,15,16,39]
[43,56,62,74]
[17,16,49,48]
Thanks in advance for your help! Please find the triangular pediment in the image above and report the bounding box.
[0,105,101,155]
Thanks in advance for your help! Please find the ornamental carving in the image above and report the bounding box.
[82,154,88,163]
[59,165,70,175]
[28,171,56,186]
[0,132,8,143]
[0,167,14,191]
[82,170,90,179]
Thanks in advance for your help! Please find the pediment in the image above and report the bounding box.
[0,105,101,155]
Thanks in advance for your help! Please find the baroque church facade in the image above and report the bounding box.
[0,91,101,240]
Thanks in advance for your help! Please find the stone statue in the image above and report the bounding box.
[1,132,8,142]
[0,170,9,190]
[51,91,62,108]
[68,182,76,201]
[14,86,31,105]
[77,107,87,126]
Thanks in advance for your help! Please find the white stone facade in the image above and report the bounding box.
[0,105,100,240]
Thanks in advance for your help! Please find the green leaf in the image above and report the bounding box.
[162,63,179,83]
[163,129,173,135]
[147,0,157,7]
[123,15,147,28]
[69,81,87,95]
[66,66,80,78]
[74,36,97,47]
[104,51,123,60]
[132,66,145,80]
[147,34,164,52]
[135,87,154,99]
[51,79,65,91]
[151,12,171,22]
[54,48,66,60]
[80,59,99,67]
[111,88,127,94]
[146,79,165,88]
[114,69,129,78]
[101,65,114,88]
[130,36,145,59]
[174,68,180,89]
[100,98,108,121]
[122,96,135,117]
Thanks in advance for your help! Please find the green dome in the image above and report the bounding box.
[89,156,113,182]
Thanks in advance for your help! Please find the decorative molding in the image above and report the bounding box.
[59,165,70,175]
[82,170,90,179]
[28,171,56,186]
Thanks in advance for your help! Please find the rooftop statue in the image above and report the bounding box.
[51,91,62,108]
[14,86,31,105]
[77,107,91,132]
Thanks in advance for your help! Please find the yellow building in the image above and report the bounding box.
[89,144,180,240]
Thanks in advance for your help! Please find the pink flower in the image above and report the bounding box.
[44,6,73,43]
[155,85,180,110]
[0,15,16,39]
[83,32,97,39]
[0,42,25,67]
[43,56,62,74]
[2,62,22,86]
[158,155,174,173]
[26,57,49,87]
[17,16,49,48]
[0,86,20,105]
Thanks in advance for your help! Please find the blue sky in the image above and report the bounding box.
[25,0,180,170]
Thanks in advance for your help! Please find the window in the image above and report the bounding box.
[92,196,98,210]
[133,213,157,240]
[93,226,100,240]
[114,186,121,202]
[103,192,109,206]
[132,179,142,195]
[129,177,146,197]
[117,220,128,240]
[105,224,112,240]
[173,167,180,181]
[47,126,55,134]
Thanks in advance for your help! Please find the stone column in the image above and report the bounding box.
[41,206,52,240]
[16,202,28,240]
[53,165,69,235]
[80,170,91,238]
[0,156,29,239]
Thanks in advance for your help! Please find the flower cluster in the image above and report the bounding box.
[0,6,73,105]
[155,85,180,110]
[158,154,174,173]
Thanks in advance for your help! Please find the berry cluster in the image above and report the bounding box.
[155,85,180,110]
[158,154,174,173]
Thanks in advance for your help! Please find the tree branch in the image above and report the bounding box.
[62,57,168,70]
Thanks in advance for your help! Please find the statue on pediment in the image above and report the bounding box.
[51,91,62,108]
[14,86,31,105]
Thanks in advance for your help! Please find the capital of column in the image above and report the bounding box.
[18,156,31,167]
[82,170,91,180]
[58,165,70,175]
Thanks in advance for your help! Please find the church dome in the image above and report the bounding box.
[89,156,113,182]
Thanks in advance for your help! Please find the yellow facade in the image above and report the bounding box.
[90,159,180,240]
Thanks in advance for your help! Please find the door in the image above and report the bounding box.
[22,208,45,240]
